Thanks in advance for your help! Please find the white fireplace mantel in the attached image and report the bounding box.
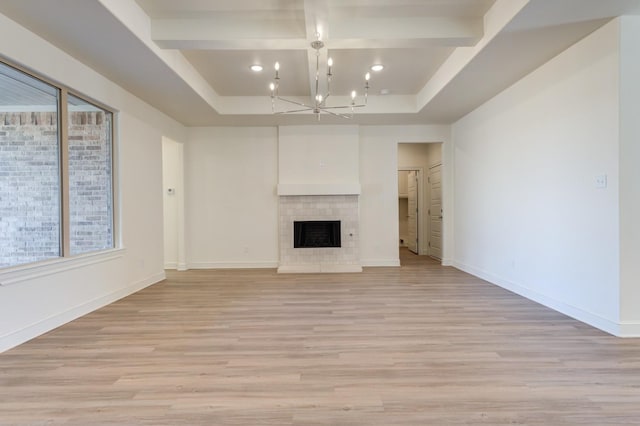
[277,183,361,196]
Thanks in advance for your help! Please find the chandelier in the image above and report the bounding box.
[269,34,370,120]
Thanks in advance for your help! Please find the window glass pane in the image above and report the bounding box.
[0,62,61,267]
[68,94,113,255]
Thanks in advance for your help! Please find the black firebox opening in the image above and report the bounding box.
[294,221,341,248]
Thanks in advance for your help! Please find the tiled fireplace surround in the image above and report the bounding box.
[278,194,361,273]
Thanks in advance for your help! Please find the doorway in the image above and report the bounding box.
[161,137,186,270]
[398,142,443,262]
[398,169,420,254]
[398,167,422,255]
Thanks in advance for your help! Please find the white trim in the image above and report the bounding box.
[164,261,178,270]
[427,162,443,258]
[113,113,122,251]
[277,183,361,196]
[176,142,187,271]
[0,248,125,287]
[617,322,640,338]
[441,257,453,266]
[361,259,401,267]
[453,260,626,337]
[0,271,164,353]
[0,105,56,112]
[188,261,279,269]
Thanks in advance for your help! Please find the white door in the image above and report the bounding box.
[429,164,443,260]
[407,170,419,254]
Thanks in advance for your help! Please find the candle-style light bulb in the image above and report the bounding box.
[327,57,333,74]
[270,82,275,92]
[365,72,370,81]
[275,62,280,71]
[351,90,356,100]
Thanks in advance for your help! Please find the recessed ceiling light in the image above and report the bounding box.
[370,64,384,72]
[250,64,263,72]
[380,89,390,95]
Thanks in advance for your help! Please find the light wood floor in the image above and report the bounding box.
[2,249,640,425]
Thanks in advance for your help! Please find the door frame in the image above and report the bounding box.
[162,137,186,271]
[398,166,425,255]
[428,162,443,260]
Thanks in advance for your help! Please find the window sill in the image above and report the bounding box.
[0,248,126,287]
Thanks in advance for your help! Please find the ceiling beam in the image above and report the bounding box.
[151,15,483,50]
[330,17,483,47]
[416,0,530,112]
[151,17,307,50]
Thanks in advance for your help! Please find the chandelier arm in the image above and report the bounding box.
[320,104,365,110]
[276,97,314,109]
[274,108,314,114]
[322,108,353,120]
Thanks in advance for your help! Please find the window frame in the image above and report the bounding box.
[0,57,120,276]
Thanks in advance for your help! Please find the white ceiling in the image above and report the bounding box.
[1,0,639,126]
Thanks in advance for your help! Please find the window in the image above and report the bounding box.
[68,95,113,255]
[0,61,115,269]
[0,62,61,267]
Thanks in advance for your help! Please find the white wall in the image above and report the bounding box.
[185,127,279,268]
[182,124,451,269]
[0,12,185,352]
[278,125,360,185]
[452,20,621,334]
[618,16,640,332]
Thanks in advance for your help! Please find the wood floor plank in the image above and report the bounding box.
[1,249,639,425]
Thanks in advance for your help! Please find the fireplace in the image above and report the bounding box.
[294,221,341,248]
[278,195,361,273]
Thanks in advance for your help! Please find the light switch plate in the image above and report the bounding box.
[595,174,607,189]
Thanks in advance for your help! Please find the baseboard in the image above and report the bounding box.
[189,260,399,269]
[165,262,189,271]
[453,260,627,337]
[617,322,640,337]
[361,259,401,267]
[0,272,165,353]
[278,264,362,274]
[188,261,278,269]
